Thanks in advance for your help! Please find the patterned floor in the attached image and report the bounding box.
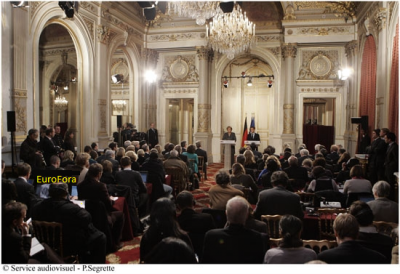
[106,162,224,264]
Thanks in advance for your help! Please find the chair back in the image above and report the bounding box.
[373,221,399,245]
[296,192,315,207]
[197,156,205,181]
[165,166,186,197]
[346,192,374,207]
[32,220,64,257]
[316,208,347,240]
[269,238,282,249]
[314,178,334,192]
[231,184,250,202]
[261,215,283,239]
[289,179,307,192]
[303,240,337,254]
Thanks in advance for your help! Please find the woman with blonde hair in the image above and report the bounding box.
[125,150,140,171]
[243,150,257,169]
[60,150,75,168]
[115,147,125,163]
[230,163,258,204]
[137,149,146,166]
[257,155,282,181]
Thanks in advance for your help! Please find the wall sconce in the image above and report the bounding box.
[112,100,127,112]
[247,77,253,87]
[59,1,75,18]
[223,76,229,88]
[111,74,124,84]
[338,68,352,80]
[267,79,273,88]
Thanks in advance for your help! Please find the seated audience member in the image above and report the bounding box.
[164,149,190,187]
[91,142,99,153]
[298,149,313,166]
[3,202,64,264]
[115,156,148,217]
[140,198,193,263]
[284,156,309,183]
[312,157,333,178]
[349,201,394,263]
[77,164,124,251]
[89,150,98,165]
[208,171,244,210]
[242,198,267,234]
[230,163,258,204]
[367,181,398,223]
[343,165,372,195]
[264,215,317,264]
[115,147,125,164]
[317,214,387,264]
[13,163,38,218]
[141,152,173,203]
[60,150,75,168]
[392,228,399,264]
[125,150,140,171]
[279,151,292,170]
[202,197,265,264]
[124,140,132,149]
[258,159,280,189]
[176,191,216,260]
[253,171,303,221]
[257,155,282,180]
[100,160,116,185]
[84,145,92,154]
[183,145,200,186]
[46,155,63,170]
[336,158,360,184]
[306,166,338,193]
[95,148,109,164]
[125,145,135,153]
[162,143,175,159]
[175,145,188,163]
[76,152,90,184]
[257,154,268,171]
[154,144,164,160]
[327,145,340,164]
[334,152,351,172]
[2,179,18,206]
[243,150,258,170]
[301,158,313,179]
[195,141,208,179]
[137,149,146,166]
[32,184,107,263]
[144,237,197,264]
[103,150,119,175]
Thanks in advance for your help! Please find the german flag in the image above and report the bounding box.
[241,117,248,147]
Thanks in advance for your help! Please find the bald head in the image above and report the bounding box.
[226,197,249,225]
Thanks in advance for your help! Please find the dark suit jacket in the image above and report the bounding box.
[283,165,309,182]
[147,128,158,148]
[327,151,340,164]
[20,136,43,169]
[253,186,303,220]
[202,224,265,264]
[77,178,114,214]
[247,133,260,141]
[195,148,208,174]
[357,231,394,263]
[369,138,387,169]
[317,240,387,264]
[177,208,216,259]
[384,142,399,179]
[14,178,38,217]
[179,154,188,164]
[2,227,31,264]
[41,136,58,166]
[114,169,147,203]
[298,155,313,166]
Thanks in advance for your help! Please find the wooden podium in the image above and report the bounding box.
[221,140,235,170]
[244,141,260,146]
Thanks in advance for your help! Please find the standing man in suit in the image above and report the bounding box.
[247,126,260,151]
[41,127,58,166]
[147,123,158,149]
[368,129,385,185]
[317,214,387,264]
[195,141,208,180]
[222,126,236,167]
[253,171,303,220]
[20,128,45,170]
[202,196,265,263]
[13,163,38,218]
[384,132,398,201]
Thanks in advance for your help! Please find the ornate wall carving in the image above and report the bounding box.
[283,104,294,134]
[198,104,211,132]
[281,43,297,60]
[374,7,387,31]
[299,50,339,80]
[80,1,97,15]
[163,89,197,94]
[267,47,281,56]
[141,48,159,67]
[41,48,76,57]
[298,26,351,36]
[294,2,328,10]
[82,16,95,41]
[300,87,340,93]
[148,32,204,42]
[98,99,107,130]
[13,89,28,134]
[283,5,296,20]
[162,55,199,83]
[30,1,42,18]
[100,8,142,40]
[196,46,209,61]
[345,40,358,57]
[257,35,283,43]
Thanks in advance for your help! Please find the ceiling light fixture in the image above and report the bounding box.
[168,1,219,26]
[206,3,255,60]
[111,74,124,84]
[247,77,253,87]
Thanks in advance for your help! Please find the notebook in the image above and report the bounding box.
[71,200,85,209]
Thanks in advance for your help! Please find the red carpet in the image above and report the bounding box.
[106,162,224,264]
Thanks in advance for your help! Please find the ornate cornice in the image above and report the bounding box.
[345,40,358,57]
[283,5,296,20]
[41,47,76,57]
[163,89,197,94]
[256,35,283,43]
[100,8,143,41]
[298,26,351,36]
[12,89,28,98]
[300,87,340,93]
[374,7,387,31]
[281,43,297,60]
[80,1,97,15]
[148,32,205,42]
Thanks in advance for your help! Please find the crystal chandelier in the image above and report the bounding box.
[112,100,127,112]
[168,1,219,26]
[206,3,255,60]
[54,96,68,111]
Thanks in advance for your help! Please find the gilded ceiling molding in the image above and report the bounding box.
[42,48,76,57]
[100,8,143,40]
[283,5,296,20]
[374,8,387,31]
[80,1,97,15]
[294,2,328,10]
[163,89,197,94]
[148,33,204,42]
[298,26,351,36]
[281,43,297,60]
[81,16,95,41]
[257,35,283,43]
[30,1,42,18]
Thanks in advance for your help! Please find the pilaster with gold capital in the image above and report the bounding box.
[281,43,297,60]
[196,46,210,61]
[345,40,358,57]
[283,104,295,134]
[197,104,212,133]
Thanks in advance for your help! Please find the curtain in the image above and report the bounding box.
[359,36,377,137]
[388,23,399,136]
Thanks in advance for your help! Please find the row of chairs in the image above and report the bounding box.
[269,238,338,254]
[296,191,375,208]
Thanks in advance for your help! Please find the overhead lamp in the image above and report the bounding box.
[247,77,253,87]
[59,1,75,18]
[145,70,157,83]
[111,74,123,84]
[11,1,29,8]
[241,72,246,78]
[223,77,229,88]
[64,85,69,91]
[71,77,77,82]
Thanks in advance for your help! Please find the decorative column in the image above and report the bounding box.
[281,43,297,149]
[345,40,359,153]
[141,48,159,132]
[194,46,213,155]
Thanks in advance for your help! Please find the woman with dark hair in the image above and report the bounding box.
[144,237,197,264]
[264,215,317,264]
[306,166,339,193]
[258,159,279,189]
[343,165,372,195]
[230,163,258,204]
[2,179,18,206]
[62,130,75,155]
[334,152,351,172]
[140,198,193,263]
[100,160,115,185]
